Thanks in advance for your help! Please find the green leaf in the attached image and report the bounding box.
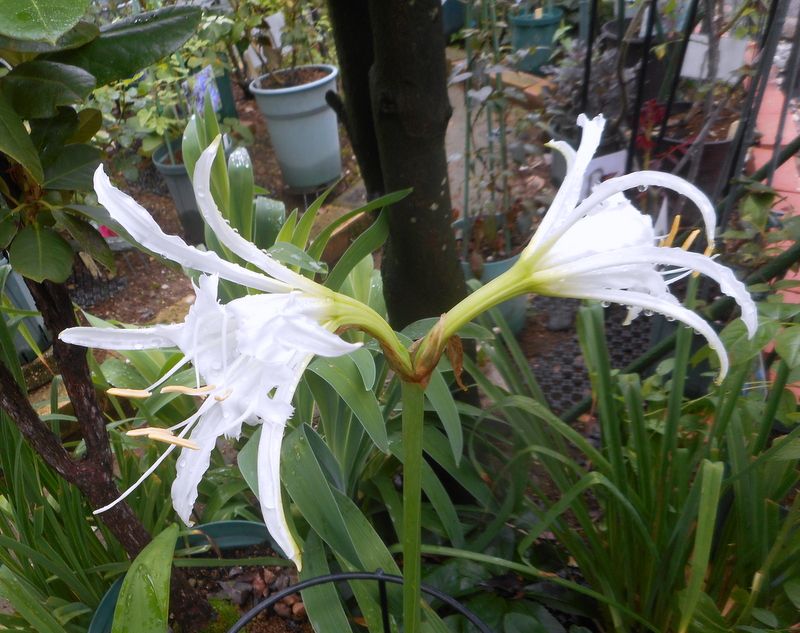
[784,579,800,609]
[292,185,334,250]
[8,225,73,282]
[677,460,724,633]
[111,524,178,633]
[0,567,65,633]
[325,210,389,291]
[0,0,90,43]
[0,207,16,249]
[29,106,78,166]
[425,367,463,464]
[300,532,354,633]
[267,241,327,275]
[42,143,100,190]
[775,326,800,367]
[227,147,254,239]
[349,347,376,391]
[283,424,362,567]
[307,188,411,262]
[768,436,800,461]
[54,210,114,272]
[0,90,44,183]
[47,6,202,86]
[67,107,102,143]
[308,355,389,452]
[1,61,95,118]
[0,20,97,53]
[252,196,285,250]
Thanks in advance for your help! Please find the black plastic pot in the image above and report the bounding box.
[152,141,205,245]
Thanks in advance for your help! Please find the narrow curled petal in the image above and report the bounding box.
[94,166,289,293]
[526,114,606,252]
[531,245,757,336]
[257,421,301,569]
[59,323,182,350]
[555,171,717,249]
[563,287,731,380]
[193,140,321,294]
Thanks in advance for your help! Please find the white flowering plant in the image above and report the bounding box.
[56,113,760,631]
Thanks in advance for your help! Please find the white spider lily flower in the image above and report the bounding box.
[59,142,369,569]
[444,114,756,381]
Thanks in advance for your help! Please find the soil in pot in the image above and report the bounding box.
[173,542,313,633]
[256,67,329,90]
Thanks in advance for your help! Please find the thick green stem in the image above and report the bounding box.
[401,381,425,633]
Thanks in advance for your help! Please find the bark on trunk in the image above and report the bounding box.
[367,0,469,330]
[327,0,384,199]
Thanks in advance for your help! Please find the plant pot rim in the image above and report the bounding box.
[152,138,184,168]
[249,64,338,96]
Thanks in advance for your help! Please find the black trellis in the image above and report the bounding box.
[577,0,794,208]
[227,569,494,633]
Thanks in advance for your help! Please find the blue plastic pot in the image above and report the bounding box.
[509,7,564,74]
[453,218,528,335]
[249,64,342,193]
[88,521,274,633]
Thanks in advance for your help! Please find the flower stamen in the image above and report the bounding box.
[127,427,200,450]
[161,385,216,396]
[681,229,701,251]
[660,214,682,248]
[107,387,152,399]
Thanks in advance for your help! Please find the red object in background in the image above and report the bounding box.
[99,225,117,238]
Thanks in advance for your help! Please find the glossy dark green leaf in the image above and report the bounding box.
[48,6,202,86]
[252,196,285,250]
[0,0,90,43]
[42,143,100,190]
[325,210,388,291]
[0,567,63,633]
[66,107,102,143]
[54,210,114,273]
[426,367,463,464]
[0,91,43,183]
[8,225,73,282]
[2,61,95,118]
[0,20,97,52]
[29,106,78,166]
[227,147,254,239]
[111,524,178,633]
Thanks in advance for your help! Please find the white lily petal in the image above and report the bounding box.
[193,140,321,294]
[59,324,182,350]
[527,114,605,253]
[94,166,290,294]
[171,410,220,525]
[257,421,301,569]
[566,288,730,381]
[532,245,757,336]
[553,170,717,250]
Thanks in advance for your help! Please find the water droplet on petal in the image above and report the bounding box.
[638,185,649,192]
[666,316,675,322]
[601,301,611,308]
[643,309,653,317]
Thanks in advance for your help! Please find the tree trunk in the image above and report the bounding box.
[326,0,384,199]
[367,0,468,330]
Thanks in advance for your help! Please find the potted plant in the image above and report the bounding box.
[88,521,282,633]
[509,0,565,75]
[248,2,342,192]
